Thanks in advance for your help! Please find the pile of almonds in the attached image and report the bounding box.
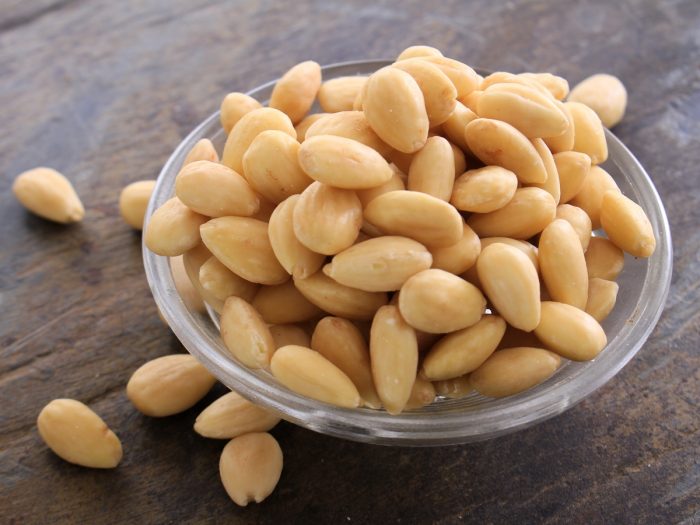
[12,44,654,507]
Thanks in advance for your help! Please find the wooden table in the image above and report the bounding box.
[1,0,698,523]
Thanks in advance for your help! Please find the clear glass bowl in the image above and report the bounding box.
[143,60,672,446]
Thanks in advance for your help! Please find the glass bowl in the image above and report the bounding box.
[143,60,672,446]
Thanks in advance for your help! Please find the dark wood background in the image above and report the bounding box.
[1,0,698,523]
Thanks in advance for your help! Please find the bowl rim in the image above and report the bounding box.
[143,59,673,446]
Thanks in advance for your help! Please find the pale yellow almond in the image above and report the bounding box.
[477,82,568,138]
[556,204,592,250]
[539,219,588,309]
[370,305,418,414]
[429,222,481,274]
[295,113,327,142]
[535,301,607,361]
[127,354,217,416]
[293,271,387,321]
[451,166,518,213]
[398,269,485,333]
[404,375,437,409]
[194,391,280,439]
[555,151,591,203]
[13,167,84,223]
[543,100,576,153]
[467,187,556,239]
[271,345,361,408]
[480,71,553,97]
[441,101,477,152]
[407,136,455,200]
[567,101,608,164]
[171,255,205,313]
[479,237,539,273]
[417,56,479,98]
[119,180,155,230]
[305,110,393,157]
[219,433,283,506]
[220,93,263,134]
[175,160,260,217]
[459,89,482,113]
[268,195,325,278]
[363,66,429,153]
[585,278,619,322]
[183,243,225,312]
[569,74,627,128]
[529,138,561,204]
[293,181,362,255]
[199,255,259,304]
[450,142,467,174]
[222,107,296,174]
[144,197,207,256]
[251,280,323,324]
[465,118,547,184]
[352,77,369,110]
[318,76,368,113]
[570,165,620,229]
[183,138,219,165]
[356,166,406,207]
[220,296,275,368]
[433,375,472,398]
[323,236,432,292]
[520,72,570,100]
[585,236,625,280]
[37,399,122,469]
[422,315,506,380]
[200,217,288,285]
[364,190,463,247]
[311,316,381,408]
[269,60,322,124]
[396,45,443,60]
[392,58,457,127]
[269,324,311,348]
[477,243,541,331]
[600,191,656,257]
[298,135,393,190]
[471,347,561,398]
[242,130,312,203]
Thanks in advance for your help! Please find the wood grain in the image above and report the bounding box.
[1,0,699,523]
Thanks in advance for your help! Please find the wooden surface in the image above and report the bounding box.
[1,0,699,523]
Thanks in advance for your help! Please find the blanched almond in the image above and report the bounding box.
[175,160,260,217]
[519,72,569,100]
[311,317,381,408]
[396,45,443,60]
[242,130,312,203]
[127,354,217,416]
[356,166,406,207]
[119,180,155,230]
[199,256,259,304]
[364,190,463,247]
[318,76,368,113]
[556,204,592,250]
[219,433,283,506]
[293,270,388,320]
[271,345,361,407]
[220,297,275,368]
[268,195,325,278]
[251,280,323,324]
[467,187,556,239]
[304,110,393,157]
[477,243,541,331]
[479,237,539,273]
[535,301,608,361]
[585,236,625,280]
[183,138,219,165]
[555,151,591,203]
[407,136,455,200]
[392,59,457,127]
[398,269,485,333]
[363,67,429,153]
[144,197,207,256]
[585,278,619,322]
[480,71,553,97]
[569,74,627,128]
[37,399,122,468]
[171,255,206,313]
[404,375,437,409]
[600,191,656,257]
[293,181,362,255]
[13,167,84,223]
[441,101,477,152]
[269,60,322,124]
[567,101,609,164]
[465,118,547,184]
[183,243,225,312]
[570,165,620,229]
[417,56,479,98]
[220,93,263,134]
[539,219,588,309]
[295,113,327,142]
[200,217,288,285]
[429,222,481,275]
[451,166,518,213]
[422,315,506,380]
[324,236,432,292]
[471,347,561,398]
[370,305,418,414]
[194,391,280,439]
[543,100,575,153]
[529,138,561,204]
